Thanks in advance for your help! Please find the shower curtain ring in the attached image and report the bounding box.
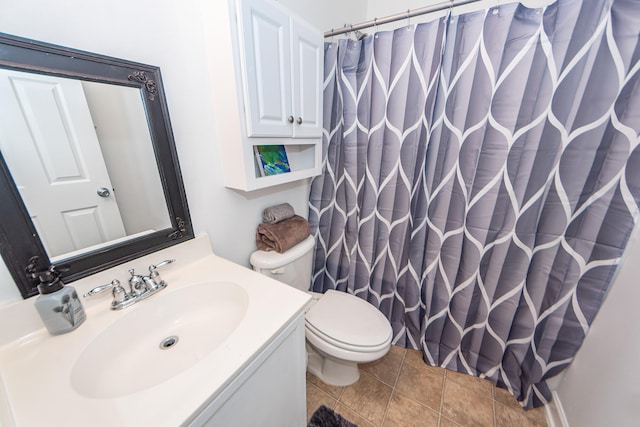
[342,23,350,40]
[374,17,378,38]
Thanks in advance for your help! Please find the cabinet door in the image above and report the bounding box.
[290,17,323,138]
[239,0,292,137]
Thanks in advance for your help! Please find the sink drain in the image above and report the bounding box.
[159,335,179,350]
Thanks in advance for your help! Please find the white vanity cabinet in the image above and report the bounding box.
[221,0,323,191]
[189,314,307,427]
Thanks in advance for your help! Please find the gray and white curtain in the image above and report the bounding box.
[309,0,640,409]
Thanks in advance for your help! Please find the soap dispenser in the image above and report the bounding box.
[26,257,86,335]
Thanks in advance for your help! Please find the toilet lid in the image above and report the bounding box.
[305,290,392,348]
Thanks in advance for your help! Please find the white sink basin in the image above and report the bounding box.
[70,281,249,398]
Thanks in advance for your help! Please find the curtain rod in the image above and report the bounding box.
[324,0,480,38]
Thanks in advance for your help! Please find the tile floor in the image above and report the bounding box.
[306,345,548,427]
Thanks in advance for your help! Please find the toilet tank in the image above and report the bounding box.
[250,235,315,292]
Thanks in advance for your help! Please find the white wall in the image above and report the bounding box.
[366,0,442,21]
[551,225,640,426]
[0,0,342,304]
[276,0,367,33]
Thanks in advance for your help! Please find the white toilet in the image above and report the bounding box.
[250,235,393,386]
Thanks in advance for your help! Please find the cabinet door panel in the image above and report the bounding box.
[291,18,323,138]
[240,0,292,137]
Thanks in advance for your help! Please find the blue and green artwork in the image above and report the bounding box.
[255,145,291,176]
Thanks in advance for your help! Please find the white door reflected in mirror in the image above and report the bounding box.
[0,69,171,261]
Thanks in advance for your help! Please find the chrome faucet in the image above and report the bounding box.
[83,259,175,310]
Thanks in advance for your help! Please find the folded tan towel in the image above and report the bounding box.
[263,202,295,224]
[256,215,310,253]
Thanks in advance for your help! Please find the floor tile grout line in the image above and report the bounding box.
[406,348,448,424]
[439,371,445,426]
[492,378,499,427]
[387,349,449,426]
[340,370,389,426]
[390,349,405,390]
[491,375,497,427]
[379,350,407,426]
[396,349,449,416]
[309,381,339,411]
[336,384,344,401]
[364,368,393,427]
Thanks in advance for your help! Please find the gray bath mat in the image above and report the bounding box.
[307,405,357,427]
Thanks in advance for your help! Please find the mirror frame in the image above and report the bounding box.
[0,33,193,298]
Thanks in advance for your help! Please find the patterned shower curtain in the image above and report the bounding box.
[309,0,640,409]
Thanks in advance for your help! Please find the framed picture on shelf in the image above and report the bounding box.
[254,145,291,176]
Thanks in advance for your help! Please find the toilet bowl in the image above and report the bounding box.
[250,235,392,386]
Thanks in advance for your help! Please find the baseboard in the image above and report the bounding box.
[545,390,570,427]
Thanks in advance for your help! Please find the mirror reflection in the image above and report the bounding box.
[0,69,171,261]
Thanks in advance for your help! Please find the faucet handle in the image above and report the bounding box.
[110,280,137,310]
[146,259,175,290]
[111,282,127,304]
[128,269,146,292]
[148,259,175,276]
[83,280,121,297]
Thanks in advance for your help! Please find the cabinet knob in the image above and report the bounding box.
[288,116,294,123]
[297,117,302,125]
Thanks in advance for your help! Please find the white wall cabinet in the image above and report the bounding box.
[238,0,322,138]
[290,16,323,138]
[220,0,323,191]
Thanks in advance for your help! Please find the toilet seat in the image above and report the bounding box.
[305,322,391,354]
[305,290,392,352]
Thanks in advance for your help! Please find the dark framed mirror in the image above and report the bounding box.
[0,33,193,298]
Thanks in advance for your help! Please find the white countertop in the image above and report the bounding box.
[0,235,310,426]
